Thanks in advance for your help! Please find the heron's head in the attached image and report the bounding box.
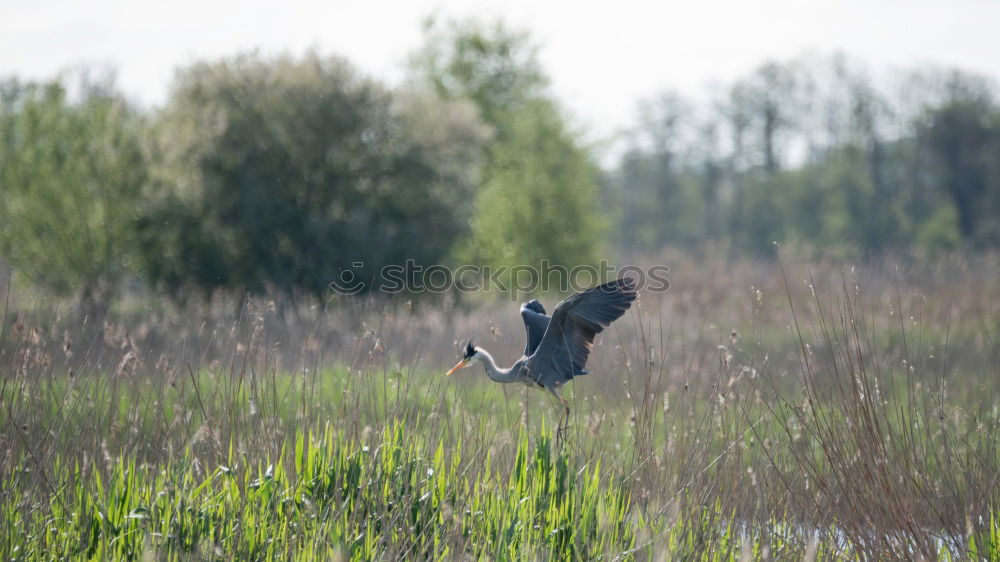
[446,340,479,375]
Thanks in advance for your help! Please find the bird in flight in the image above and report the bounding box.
[446,278,637,433]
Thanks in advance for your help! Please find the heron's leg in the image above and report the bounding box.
[546,387,570,443]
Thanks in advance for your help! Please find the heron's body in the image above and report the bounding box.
[447,278,638,426]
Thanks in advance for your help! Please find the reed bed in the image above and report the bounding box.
[1,255,998,560]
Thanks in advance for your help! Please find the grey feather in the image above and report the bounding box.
[520,299,549,356]
[527,278,637,388]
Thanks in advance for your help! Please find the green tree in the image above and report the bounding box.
[468,100,604,276]
[609,92,709,250]
[410,18,545,136]
[605,56,1000,257]
[410,20,605,291]
[917,74,1000,246]
[0,75,145,311]
[139,51,488,299]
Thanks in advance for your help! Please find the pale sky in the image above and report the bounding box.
[3,0,999,147]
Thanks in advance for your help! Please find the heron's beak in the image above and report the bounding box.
[446,359,470,376]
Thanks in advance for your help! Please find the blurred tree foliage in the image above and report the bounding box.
[410,20,605,291]
[2,30,1000,307]
[0,74,144,310]
[917,80,1000,246]
[606,57,1000,257]
[138,52,488,299]
[605,56,1000,256]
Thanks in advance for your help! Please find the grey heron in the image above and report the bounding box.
[446,278,637,431]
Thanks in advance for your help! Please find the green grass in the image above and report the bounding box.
[0,421,867,561]
[4,424,995,560]
[2,424,635,560]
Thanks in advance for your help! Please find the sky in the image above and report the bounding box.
[3,0,999,146]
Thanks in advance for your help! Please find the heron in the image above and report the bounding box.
[446,277,637,433]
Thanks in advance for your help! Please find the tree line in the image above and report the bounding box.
[1,20,998,308]
[608,56,1000,257]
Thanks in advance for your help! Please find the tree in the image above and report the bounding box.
[0,74,145,311]
[410,18,546,137]
[467,99,604,281]
[728,62,805,175]
[610,92,709,249]
[139,51,488,299]
[917,74,1000,245]
[410,20,605,291]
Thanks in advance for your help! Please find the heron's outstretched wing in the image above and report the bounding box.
[532,278,637,384]
[520,299,549,357]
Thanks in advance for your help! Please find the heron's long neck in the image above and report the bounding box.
[478,349,518,383]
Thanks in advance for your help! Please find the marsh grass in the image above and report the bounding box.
[0,256,998,560]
